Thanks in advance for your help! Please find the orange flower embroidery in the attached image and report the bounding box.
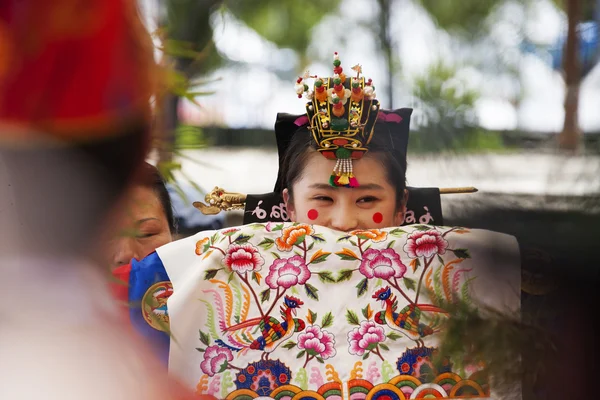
[349,229,388,242]
[275,224,314,251]
[195,237,210,255]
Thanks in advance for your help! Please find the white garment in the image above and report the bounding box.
[160,223,520,399]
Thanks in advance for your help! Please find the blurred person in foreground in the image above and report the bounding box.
[0,0,198,398]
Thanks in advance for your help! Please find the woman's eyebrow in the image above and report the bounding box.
[307,183,385,191]
[136,217,160,224]
[308,183,337,190]
[355,183,385,190]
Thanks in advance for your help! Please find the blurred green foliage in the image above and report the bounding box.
[416,0,504,36]
[224,0,341,54]
[410,62,505,153]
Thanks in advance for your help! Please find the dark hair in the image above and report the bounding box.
[137,162,177,234]
[281,122,408,210]
[2,122,149,257]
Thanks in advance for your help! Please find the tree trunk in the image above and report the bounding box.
[377,0,394,108]
[157,91,179,164]
[557,0,582,151]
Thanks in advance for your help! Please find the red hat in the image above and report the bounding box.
[0,0,156,146]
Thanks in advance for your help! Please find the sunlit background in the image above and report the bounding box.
[137,0,600,212]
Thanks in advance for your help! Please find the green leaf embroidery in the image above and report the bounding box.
[337,235,351,242]
[346,309,360,325]
[260,288,271,303]
[305,283,319,300]
[379,343,390,351]
[462,276,477,305]
[271,252,281,259]
[297,350,306,359]
[403,277,417,291]
[387,332,402,341]
[452,248,471,259]
[321,312,333,329]
[282,341,297,350]
[310,252,331,264]
[195,347,205,352]
[311,234,326,242]
[389,228,407,237]
[386,240,396,249]
[317,271,336,283]
[223,229,238,237]
[350,240,358,247]
[272,224,284,231]
[356,278,369,297]
[362,351,370,360]
[234,234,253,243]
[337,269,354,282]
[307,242,315,251]
[257,238,275,250]
[414,225,431,231]
[227,272,236,283]
[199,330,210,346]
[211,232,219,243]
[309,310,318,324]
[204,269,219,280]
[316,357,325,363]
[356,234,372,241]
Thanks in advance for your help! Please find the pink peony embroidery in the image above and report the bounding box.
[359,248,407,280]
[404,230,448,259]
[266,256,311,289]
[348,320,387,356]
[223,243,264,274]
[297,325,336,360]
[200,346,233,377]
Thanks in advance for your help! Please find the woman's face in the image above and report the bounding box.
[106,186,172,269]
[284,151,405,231]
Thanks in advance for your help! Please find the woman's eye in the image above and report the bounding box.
[137,232,157,239]
[313,196,333,202]
[357,196,379,204]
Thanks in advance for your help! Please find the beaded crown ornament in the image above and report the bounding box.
[295,52,380,188]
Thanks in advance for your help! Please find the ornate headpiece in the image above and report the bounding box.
[294,52,380,188]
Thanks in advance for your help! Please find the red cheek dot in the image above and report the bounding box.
[307,209,319,220]
[372,212,383,224]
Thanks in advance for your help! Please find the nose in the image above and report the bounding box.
[112,237,140,268]
[328,203,358,232]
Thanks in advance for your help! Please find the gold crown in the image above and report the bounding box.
[295,52,380,187]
